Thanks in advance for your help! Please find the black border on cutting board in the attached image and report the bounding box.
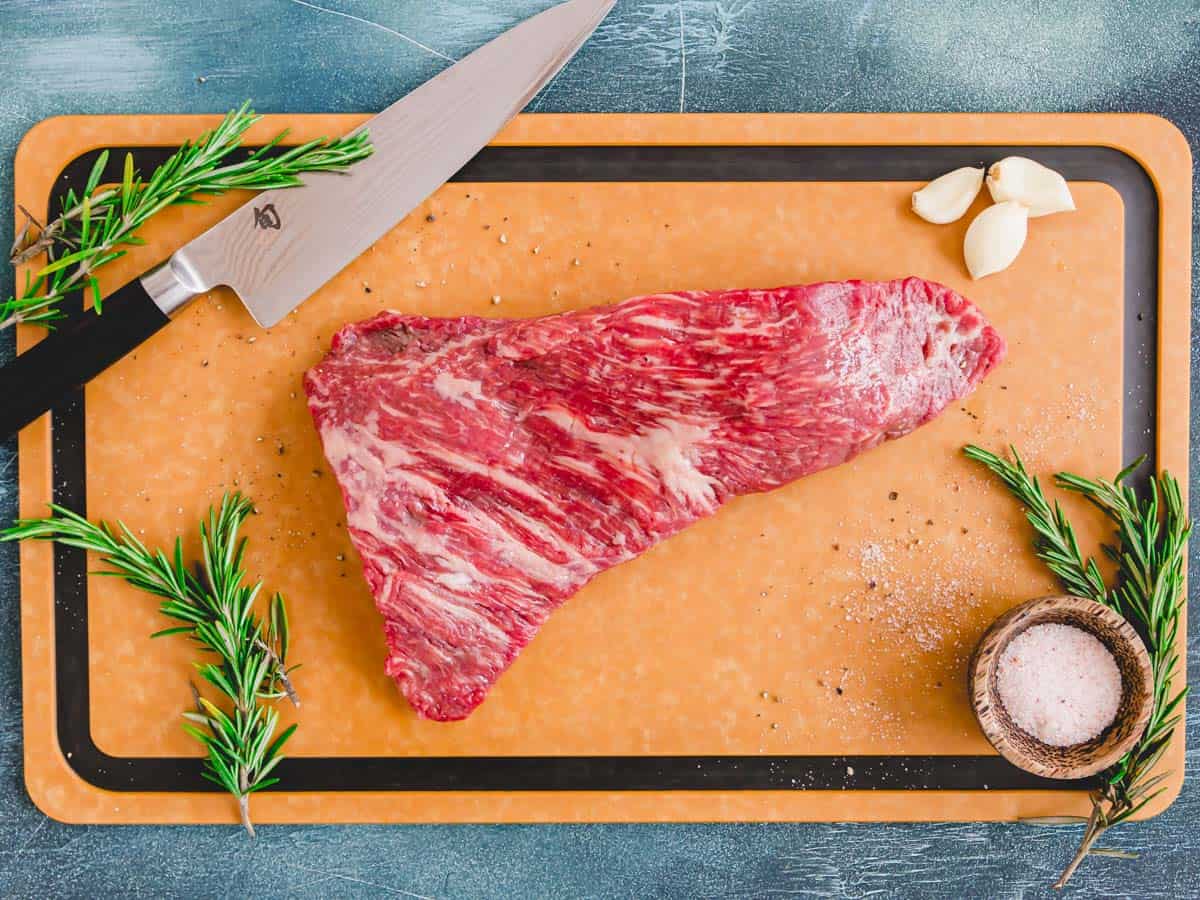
[45,143,1157,794]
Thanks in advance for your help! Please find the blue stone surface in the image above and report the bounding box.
[0,1,1197,896]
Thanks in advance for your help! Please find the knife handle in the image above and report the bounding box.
[0,275,176,438]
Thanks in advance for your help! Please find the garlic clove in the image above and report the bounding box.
[964,201,1029,279]
[986,156,1075,217]
[911,166,985,224]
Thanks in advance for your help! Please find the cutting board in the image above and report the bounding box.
[15,113,1191,825]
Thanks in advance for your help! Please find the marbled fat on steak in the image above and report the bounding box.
[304,277,1006,721]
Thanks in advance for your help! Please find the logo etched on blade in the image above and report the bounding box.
[253,204,281,230]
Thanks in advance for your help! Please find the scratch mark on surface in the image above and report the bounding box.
[187,71,251,81]
[678,0,687,112]
[530,77,555,113]
[0,820,42,897]
[851,0,877,38]
[9,818,46,857]
[284,863,434,898]
[286,874,339,892]
[821,88,853,112]
[712,1,754,57]
[285,0,457,62]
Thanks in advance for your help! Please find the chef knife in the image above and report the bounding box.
[0,0,615,438]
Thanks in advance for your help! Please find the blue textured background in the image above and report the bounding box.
[1,1,1198,896]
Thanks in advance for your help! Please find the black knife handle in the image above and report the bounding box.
[0,276,170,438]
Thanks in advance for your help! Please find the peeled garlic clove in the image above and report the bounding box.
[964,201,1029,279]
[986,156,1075,217]
[911,166,985,224]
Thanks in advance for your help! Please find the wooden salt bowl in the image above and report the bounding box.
[969,595,1154,780]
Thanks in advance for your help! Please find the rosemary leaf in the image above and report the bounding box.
[1,492,298,836]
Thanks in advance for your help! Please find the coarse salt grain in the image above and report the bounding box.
[996,623,1122,747]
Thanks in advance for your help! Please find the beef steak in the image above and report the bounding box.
[305,277,1005,720]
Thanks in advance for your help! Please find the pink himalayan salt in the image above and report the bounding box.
[996,623,1122,747]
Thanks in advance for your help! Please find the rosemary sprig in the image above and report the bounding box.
[1,493,298,836]
[964,445,1189,889]
[3,99,373,330]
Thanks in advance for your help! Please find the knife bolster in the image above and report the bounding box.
[141,258,203,318]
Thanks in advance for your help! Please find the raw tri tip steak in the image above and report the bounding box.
[304,277,1005,721]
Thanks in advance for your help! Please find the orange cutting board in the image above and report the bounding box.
[14,113,1192,824]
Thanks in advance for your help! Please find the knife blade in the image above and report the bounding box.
[1,0,615,438]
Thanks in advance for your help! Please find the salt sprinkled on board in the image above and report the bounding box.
[996,623,1122,747]
[1010,383,1101,468]
[859,542,885,567]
